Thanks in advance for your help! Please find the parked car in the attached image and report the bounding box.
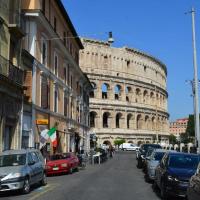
[137,144,162,168]
[119,143,139,151]
[154,152,200,199]
[0,148,46,194]
[62,153,79,172]
[146,149,167,181]
[187,162,200,200]
[46,153,79,176]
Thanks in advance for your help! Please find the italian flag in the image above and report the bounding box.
[48,127,57,147]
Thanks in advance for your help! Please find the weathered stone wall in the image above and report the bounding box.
[79,38,169,145]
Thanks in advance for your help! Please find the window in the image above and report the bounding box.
[41,75,49,109]
[64,96,68,117]
[63,31,66,46]
[54,17,57,32]
[54,54,58,76]
[41,39,47,66]
[31,152,39,163]
[54,87,58,112]
[42,0,45,13]
[64,67,67,83]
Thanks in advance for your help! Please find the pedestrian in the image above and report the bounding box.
[109,145,113,158]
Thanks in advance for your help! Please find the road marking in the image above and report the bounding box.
[28,184,59,200]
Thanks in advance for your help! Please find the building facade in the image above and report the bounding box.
[21,0,91,154]
[0,0,24,151]
[79,38,169,146]
[169,118,188,137]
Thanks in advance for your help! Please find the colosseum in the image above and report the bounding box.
[79,38,169,146]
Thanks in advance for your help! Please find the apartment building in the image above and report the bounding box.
[21,0,91,154]
[169,118,188,137]
[0,0,24,151]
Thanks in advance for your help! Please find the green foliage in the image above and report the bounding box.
[114,139,125,146]
[179,132,194,143]
[186,115,195,137]
[169,134,177,144]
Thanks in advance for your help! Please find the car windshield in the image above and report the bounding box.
[63,153,71,159]
[142,144,161,152]
[154,152,165,161]
[49,154,64,161]
[0,154,26,167]
[168,154,199,169]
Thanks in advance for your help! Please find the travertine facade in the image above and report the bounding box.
[80,38,169,145]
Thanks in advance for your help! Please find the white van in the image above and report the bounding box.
[119,143,139,151]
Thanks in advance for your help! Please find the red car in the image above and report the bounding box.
[63,153,79,173]
[46,153,79,175]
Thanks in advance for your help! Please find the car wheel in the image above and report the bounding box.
[69,167,73,174]
[137,159,142,169]
[152,181,158,191]
[40,172,47,186]
[22,177,30,194]
[160,181,168,200]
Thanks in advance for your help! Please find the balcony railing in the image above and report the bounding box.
[0,55,23,85]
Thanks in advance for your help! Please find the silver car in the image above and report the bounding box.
[146,149,167,181]
[0,148,47,194]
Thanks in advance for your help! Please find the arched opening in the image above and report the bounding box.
[90,111,97,128]
[150,92,154,105]
[116,113,122,128]
[143,90,148,103]
[114,85,122,100]
[102,83,109,99]
[103,112,110,128]
[145,115,150,130]
[126,86,132,102]
[128,141,133,143]
[127,114,133,129]
[103,140,111,146]
[137,114,143,129]
[135,88,141,103]
[89,82,97,98]
[152,116,156,130]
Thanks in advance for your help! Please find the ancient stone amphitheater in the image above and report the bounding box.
[79,38,169,146]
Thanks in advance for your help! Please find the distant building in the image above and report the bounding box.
[169,118,189,137]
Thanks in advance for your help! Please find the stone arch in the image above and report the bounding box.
[143,90,148,104]
[114,84,122,100]
[136,114,143,129]
[150,91,155,105]
[127,113,134,129]
[89,82,97,98]
[102,83,110,99]
[152,116,156,130]
[103,140,111,146]
[135,88,141,103]
[116,112,123,128]
[103,112,111,128]
[126,86,132,102]
[90,111,97,128]
[145,115,151,130]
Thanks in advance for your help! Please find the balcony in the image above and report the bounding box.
[0,55,23,85]
[8,11,25,38]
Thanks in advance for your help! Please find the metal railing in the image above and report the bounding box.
[0,55,23,85]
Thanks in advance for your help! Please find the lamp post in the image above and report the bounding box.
[187,8,200,152]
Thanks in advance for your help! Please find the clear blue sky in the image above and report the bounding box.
[62,0,200,121]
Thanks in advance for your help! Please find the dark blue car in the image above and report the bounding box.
[154,152,200,199]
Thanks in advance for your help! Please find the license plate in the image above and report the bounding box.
[53,167,59,170]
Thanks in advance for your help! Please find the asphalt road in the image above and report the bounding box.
[0,151,182,200]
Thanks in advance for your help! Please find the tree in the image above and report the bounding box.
[179,132,193,144]
[114,139,125,147]
[169,134,177,144]
[186,114,195,137]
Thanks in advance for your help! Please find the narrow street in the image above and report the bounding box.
[0,151,170,200]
